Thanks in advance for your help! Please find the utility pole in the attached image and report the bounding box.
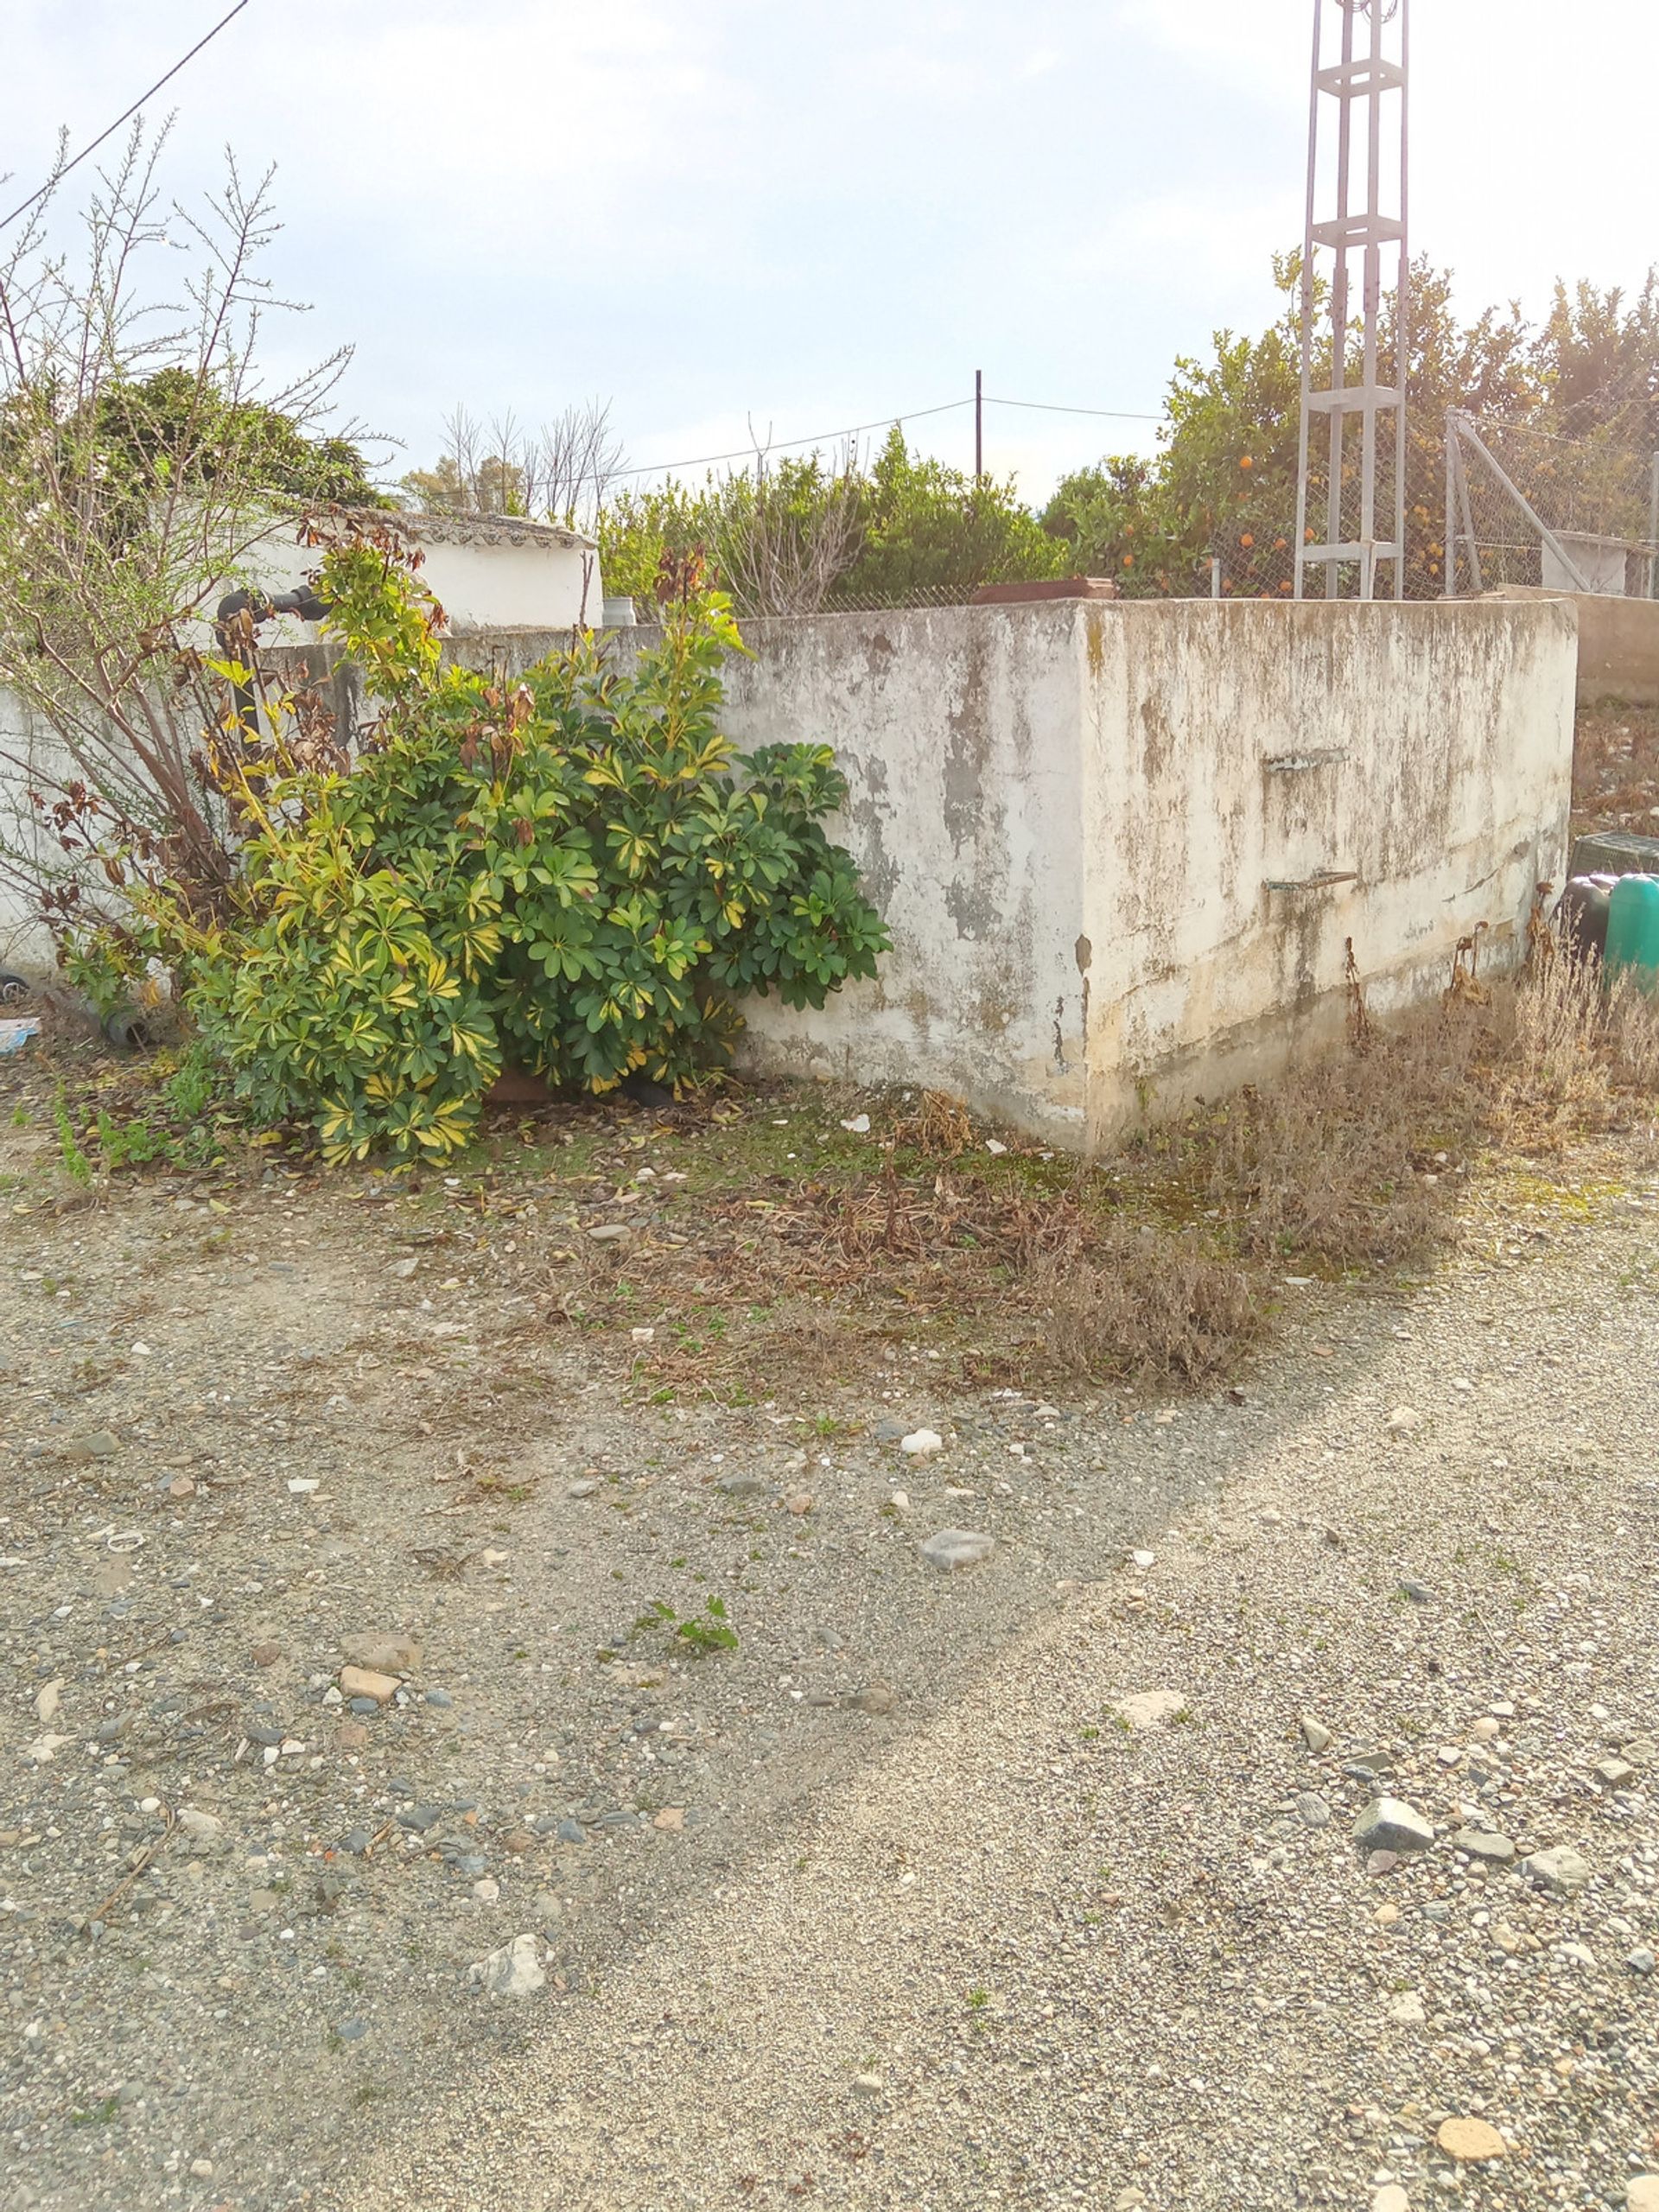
[975,369,983,483]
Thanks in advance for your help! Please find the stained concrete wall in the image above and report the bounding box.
[0,599,1576,1153]
[1483,585,1659,706]
[639,598,1574,1149]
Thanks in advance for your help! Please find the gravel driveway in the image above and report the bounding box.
[335,1156,1659,2212]
[3,1103,1656,2212]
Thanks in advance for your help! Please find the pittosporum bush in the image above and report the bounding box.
[70,532,888,1161]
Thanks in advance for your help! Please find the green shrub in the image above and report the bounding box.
[85,534,887,1163]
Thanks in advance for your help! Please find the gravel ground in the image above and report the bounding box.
[3,1085,1656,2212]
[334,1155,1659,2212]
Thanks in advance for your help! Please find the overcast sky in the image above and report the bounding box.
[6,1,1657,503]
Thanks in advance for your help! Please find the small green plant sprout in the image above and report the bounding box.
[54,1090,92,1186]
[675,1597,739,1656]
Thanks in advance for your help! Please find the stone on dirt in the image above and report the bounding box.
[1522,1844,1592,1896]
[468,1934,546,1999]
[61,1430,118,1459]
[1352,1798,1434,1853]
[1435,2116,1506,2163]
[1451,1828,1516,1864]
[338,1666,399,1706]
[918,1528,993,1571]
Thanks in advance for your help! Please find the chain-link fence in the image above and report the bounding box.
[1446,412,1659,598]
[817,580,985,614]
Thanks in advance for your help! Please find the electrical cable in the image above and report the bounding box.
[611,391,1162,481]
[609,397,973,480]
[0,0,252,237]
[984,395,1162,423]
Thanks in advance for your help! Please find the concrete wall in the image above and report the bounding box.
[646,598,1575,1149]
[1484,584,1659,705]
[0,598,1577,1154]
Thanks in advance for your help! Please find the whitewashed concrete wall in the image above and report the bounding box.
[0,597,1577,1152]
[687,598,1577,1147]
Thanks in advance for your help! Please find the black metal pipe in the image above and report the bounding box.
[213,585,329,729]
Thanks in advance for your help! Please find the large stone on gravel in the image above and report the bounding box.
[918,1528,994,1571]
[338,1666,399,1706]
[467,1934,545,1999]
[61,1431,119,1460]
[1435,2116,1506,2163]
[1352,1797,1434,1854]
[340,1633,421,1675]
[1522,1844,1592,1897]
[1625,2178,1659,2212]
[1451,1828,1516,1864]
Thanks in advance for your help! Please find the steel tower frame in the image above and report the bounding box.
[1293,0,1410,602]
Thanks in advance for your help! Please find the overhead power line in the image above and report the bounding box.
[985,395,1162,423]
[0,0,252,237]
[613,391,1164,482]
[611,397,972,480]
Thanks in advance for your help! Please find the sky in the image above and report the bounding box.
[5,0,1659,505]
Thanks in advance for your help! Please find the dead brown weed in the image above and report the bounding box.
[1029,1219,1262,1386]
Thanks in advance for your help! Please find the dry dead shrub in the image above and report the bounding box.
[1494,954,1611,1142]
[891,1089,975,1157]
[1201,1006,1485,1271]
[1606,972,1659,1099]
[1492,957,1659,1146]
[1031,1218,1261,1385]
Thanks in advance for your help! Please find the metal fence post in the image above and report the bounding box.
[1649,449,1659,599]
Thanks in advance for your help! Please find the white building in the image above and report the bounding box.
[249,508,602,634]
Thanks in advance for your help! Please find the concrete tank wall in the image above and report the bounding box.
[673,597,1576,1148]
[0,597,1577,1153]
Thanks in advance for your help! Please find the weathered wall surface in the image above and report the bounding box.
[677,599,1575,1147]
[0,599,1577,1154]
[1074,598,1575,1136]
[1483,584,1659,705]
[687,610,1096,1139]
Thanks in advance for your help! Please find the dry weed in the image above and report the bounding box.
[1492,957,1659,1148]
[1031,1219,1261,1385]
[889,1089,976,1157]
[1200,1006,1485,1271]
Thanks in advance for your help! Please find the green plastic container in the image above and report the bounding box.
[1605,874,1659,990]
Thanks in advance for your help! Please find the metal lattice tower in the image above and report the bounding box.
[1294,0,1410,602]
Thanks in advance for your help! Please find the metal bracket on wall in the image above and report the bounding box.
[1263,869,1359,893]
[1264,748,1350,772]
